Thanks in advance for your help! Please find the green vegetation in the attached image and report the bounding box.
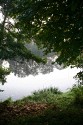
[0,67,10,84]
[0,0,83,123]
[0,86,83,125]
[0,0,83,83]
[71,84,83,106]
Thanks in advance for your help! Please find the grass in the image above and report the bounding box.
[0,85,83,125]
[15,87,74,108]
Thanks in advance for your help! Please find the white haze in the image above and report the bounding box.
[0,67,80,101]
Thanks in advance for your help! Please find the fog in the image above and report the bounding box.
[0,67,80,101]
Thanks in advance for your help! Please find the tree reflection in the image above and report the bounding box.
[0,42,64,80]
[7,57,63,78]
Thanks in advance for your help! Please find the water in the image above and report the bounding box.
[0,67,80,101]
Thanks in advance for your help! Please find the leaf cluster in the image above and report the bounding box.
[0,0,83,83]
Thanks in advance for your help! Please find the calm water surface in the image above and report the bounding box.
[0,67,80,101]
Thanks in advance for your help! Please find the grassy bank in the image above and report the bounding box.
[0,85,83,125]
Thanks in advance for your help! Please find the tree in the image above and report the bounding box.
[0,0,46,83]
[0,0,83,83]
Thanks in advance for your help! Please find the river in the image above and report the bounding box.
[0,67,80,101]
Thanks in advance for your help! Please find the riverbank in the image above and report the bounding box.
[0,86,83,125]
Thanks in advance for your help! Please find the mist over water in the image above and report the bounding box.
[0,67,80,101]
[0,42,80,101]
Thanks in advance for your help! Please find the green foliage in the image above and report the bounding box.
[0,66,10,84]
[19,87,62,104]
[33,87,62,95]
[71,84,83,105]
[0,87,83,125]
[0,0,46,83]
[0,0,83,82]
[2,97,12,105]
[74,71,83,84]
[15,87,74,109]
[3,108,83,125]
[8,0,83,66]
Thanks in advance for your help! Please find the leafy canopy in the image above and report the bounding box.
[0,0,83,83]
[0,0,46,83]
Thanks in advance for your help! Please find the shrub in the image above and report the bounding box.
[71,84,83,106]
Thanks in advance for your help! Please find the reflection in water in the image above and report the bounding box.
[8,57,63,77]
[0,67,80,101]
[0,42,64,81]
[0,42,81,101]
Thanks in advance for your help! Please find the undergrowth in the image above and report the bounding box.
[0,85,83,125]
